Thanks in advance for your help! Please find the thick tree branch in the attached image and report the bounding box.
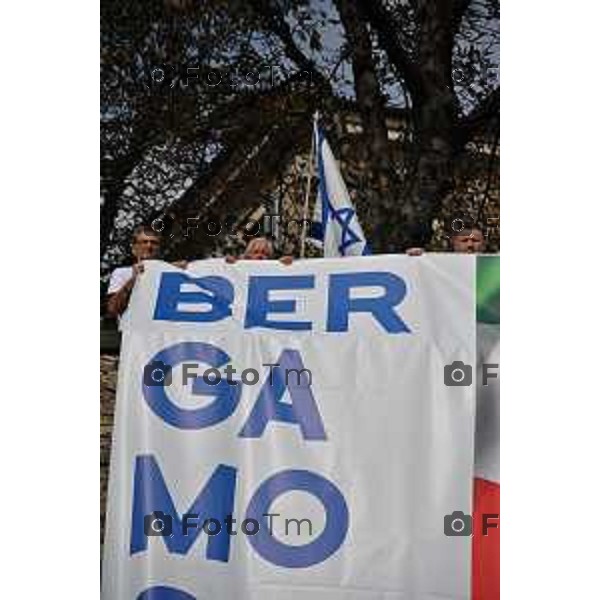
[101,118,165,256]
[160,76,322,258]
[334,0,391,166]
[248,0,331,90]
[456,86,500,145]
[452,0,472,32]
[357,0,422,100]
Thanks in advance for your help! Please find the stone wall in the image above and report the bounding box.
[100,354,118,546]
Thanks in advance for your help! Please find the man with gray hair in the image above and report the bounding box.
[226,236,294,264]
[106,225,163,318]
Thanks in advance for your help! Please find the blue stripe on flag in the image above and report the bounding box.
[316,127,330,231]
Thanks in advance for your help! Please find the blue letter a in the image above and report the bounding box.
[239,350,326,440]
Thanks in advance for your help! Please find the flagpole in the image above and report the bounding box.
[299,111,319,258]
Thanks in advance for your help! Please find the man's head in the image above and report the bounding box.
[131,225,161,262]
[451,227,485,254]
[242,237,274,260]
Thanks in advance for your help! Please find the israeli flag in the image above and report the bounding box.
[311,122,370,257]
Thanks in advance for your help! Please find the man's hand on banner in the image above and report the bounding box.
[406,248,425,256]
[133,263,145,276]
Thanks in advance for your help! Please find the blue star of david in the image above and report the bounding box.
[330,206,362,254]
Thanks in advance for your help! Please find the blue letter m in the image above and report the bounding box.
[130,455,237,562]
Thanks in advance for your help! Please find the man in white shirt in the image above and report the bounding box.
[106,225,161,318]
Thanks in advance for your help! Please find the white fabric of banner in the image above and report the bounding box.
[102,255,476,600]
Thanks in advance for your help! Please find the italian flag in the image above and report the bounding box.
[473,256,500,600]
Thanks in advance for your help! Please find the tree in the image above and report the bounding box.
[101,0,499,273]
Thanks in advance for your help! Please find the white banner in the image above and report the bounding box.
[102,255,476,600]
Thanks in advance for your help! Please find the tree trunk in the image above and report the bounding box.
[400,0,459,248]
[335,0,399,252]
